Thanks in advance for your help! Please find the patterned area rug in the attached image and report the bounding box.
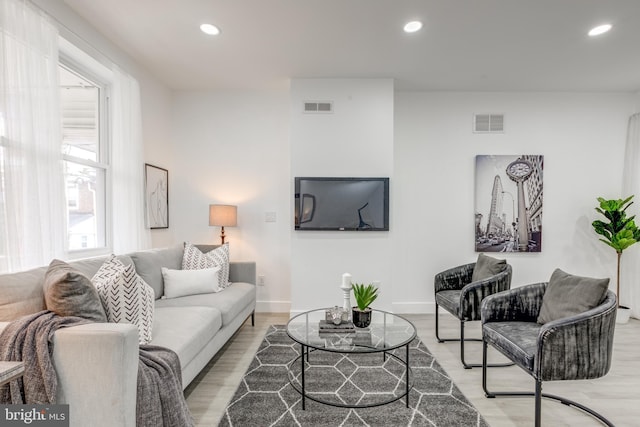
[219,325,488,427]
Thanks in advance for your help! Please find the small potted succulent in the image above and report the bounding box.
[351,282,379,328]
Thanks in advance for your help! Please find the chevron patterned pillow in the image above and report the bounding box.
[182,242,231,290]
[92,255,154,345]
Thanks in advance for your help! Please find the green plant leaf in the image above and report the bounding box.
[593,195,639,254]
[352,282,379,311]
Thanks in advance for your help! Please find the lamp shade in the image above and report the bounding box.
[209,204,237,227]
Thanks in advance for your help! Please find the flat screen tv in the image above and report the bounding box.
[294,177,389,231]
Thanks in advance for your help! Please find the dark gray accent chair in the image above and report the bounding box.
[481,283,617,427]
[434,261,513,368]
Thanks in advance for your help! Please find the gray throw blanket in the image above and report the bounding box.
[137,344,194,427]
[0,311,194,427]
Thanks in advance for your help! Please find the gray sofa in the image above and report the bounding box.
[0,244,256,427]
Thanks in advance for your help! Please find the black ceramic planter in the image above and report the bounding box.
[352,307,372,328]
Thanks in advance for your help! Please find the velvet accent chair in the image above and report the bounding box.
[481,272,617,427]
[434,254,513,369]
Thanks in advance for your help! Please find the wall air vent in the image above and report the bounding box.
[303,101,333,113]
[473,114,504,133]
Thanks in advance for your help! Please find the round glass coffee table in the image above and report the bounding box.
[286,308,416,410]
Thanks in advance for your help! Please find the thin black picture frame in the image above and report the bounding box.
[144,163,169,229]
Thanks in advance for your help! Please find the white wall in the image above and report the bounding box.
[170,90,291,312]
[290,79,395,313]
[141,81,176,248]
[169,87,634,315]
[393,91,636,313]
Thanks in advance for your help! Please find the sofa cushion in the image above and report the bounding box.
[483,321,541,371]
[129,245,183,299]
[151,306,222,368]
[93,255,155,345]
[182,242,230,290]
[471,253,507,282]
[154,282,255,326]
[43,259,107,322]
[537,268,610,324]
[68,255,133,279]
[161,267,221,298]
[0,266,47,321]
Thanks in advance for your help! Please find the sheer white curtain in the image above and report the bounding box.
[622,112,640,319]
[0,0,65,272]
[111,66,151,253]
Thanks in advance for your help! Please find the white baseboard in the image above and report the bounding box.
[255,300,290,313]
[392,301,435,314]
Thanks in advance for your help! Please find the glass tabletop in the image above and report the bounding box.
[286,308,416,353]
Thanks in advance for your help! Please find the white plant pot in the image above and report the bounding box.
[616,306,631,324]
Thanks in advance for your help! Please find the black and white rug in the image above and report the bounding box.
[219,325,488,427]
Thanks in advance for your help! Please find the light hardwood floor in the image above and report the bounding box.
[185,313,640,426]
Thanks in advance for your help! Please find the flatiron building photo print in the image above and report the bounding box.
[475,155,543,253]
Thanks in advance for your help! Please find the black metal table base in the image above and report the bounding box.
[288,343,413,410]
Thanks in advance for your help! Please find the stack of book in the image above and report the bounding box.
[318,319,355,333]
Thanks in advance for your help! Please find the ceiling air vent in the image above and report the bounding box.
[473,114,504,133]
[304,101,333,113]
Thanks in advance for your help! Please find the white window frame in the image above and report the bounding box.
[59,37,114,259]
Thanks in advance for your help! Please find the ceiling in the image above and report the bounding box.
[62,0,640,92]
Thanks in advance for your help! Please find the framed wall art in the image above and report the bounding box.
[144,163,169,229]
[475,155,543,253]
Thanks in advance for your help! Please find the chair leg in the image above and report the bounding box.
[483,339,615,427]
[458,320,513,369]
[251,311,255,327]
[437,307,513,369]
[436,303,476,345]
[460,320,473,369]
[535,380,542,427]
[435,303,444,342]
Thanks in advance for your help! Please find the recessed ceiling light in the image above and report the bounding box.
[200,23,220,36]
[404,21,423,33]
[588,24,612,37]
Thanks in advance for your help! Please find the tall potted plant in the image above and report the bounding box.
[592,195,640,322]
[351,283,379,328]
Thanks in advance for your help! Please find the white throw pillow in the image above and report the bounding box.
[161,266,222,298]
[92,255,154,345]
[182,242,231,290]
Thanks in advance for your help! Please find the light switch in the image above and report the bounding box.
[265,212,277,222]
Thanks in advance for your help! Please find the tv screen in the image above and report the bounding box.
[294,177,389,231]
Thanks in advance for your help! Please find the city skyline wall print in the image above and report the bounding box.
[475,155,543,253]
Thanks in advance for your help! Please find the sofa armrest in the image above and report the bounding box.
[229,261,256,285]
[434,262,475,293]
[52,323,139,427]
[481,282,547,323]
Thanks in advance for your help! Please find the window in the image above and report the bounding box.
[59,62,109,252]
[0,3,146,272]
